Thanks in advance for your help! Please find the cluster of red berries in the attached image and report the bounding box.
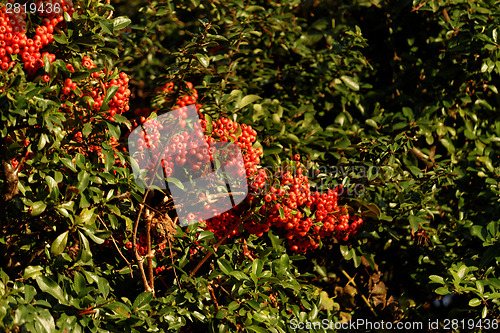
[0,0,74,74]
[251,157,363,253]
[201,117,262,177]
[202,156,363,253]
[162,81,199,109]
[59,58,131,168]
[131,82,261,182]
[130,82,265,233]
[130,81,363,254]
[61,57,131,121]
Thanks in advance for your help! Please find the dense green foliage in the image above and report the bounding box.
[1,0,500,332]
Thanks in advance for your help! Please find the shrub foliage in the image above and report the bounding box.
[1,0,500,332]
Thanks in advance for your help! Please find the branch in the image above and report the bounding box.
[410,147,435,169]
[189,211,253,278]
[98,215,133,278]
[341,269,378,318]
[0,137,20,204]
[145,208,155,295]
[168,216,181,289]
[132,121,181,295]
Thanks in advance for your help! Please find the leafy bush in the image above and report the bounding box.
[1,0,500,332]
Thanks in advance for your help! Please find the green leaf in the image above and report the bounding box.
[45,175,60,201]
[247,326,268,333]
[198,230,215,241]
[23,266,44,279]
[429,275,445,284]
[105,302,131,318]
[79,208,97,225]
[217,259,232,275]
[440,137,455,153]
[339,245,350,259]
[77,170,90,193]
[365,119,378,128]
[53,33,68,44]
[457,264,468,279]
[285,133,301,143]
[340,75,359,91]
[278,207,285,220]
[73,272,86,297]
[102,85,119,109]
[215,309,228,319]
[61,158,77,172]
[103,149,114,172]
[80,225,110,244]
[469,298,482,307]
[97,277,110,298]
[280,254,289,268]
[77,231,92,263]
[236,95,261,109]
[319,291,335,311]
[196,54,210,68]
[246,299,261,311]
[435,286,450,295]
[82,123,92,137]
[51,231,69,257]
[360,203,381,218]
[229,271,249,280]
[409,215,426,233]
[31,201,47,216]
[99,20,113,34]
[113,16,131,31]
[35,275,67,305]
[166,177,184,190]
[252,259,263,277]
[133,292,154,311]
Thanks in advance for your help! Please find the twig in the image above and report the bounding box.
[132,121,181,295]
[98,215,133,278]
[168,216,182,289]
[105,0,113,19]
[145,209,155,295]
[341,269,378,318]
[189,211,253,278]
[133,202,153,293]
[208,285,220,312]
[410,147,435,169]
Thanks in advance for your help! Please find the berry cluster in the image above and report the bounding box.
[131,81,363,254]
[162,81,199,109]
[203,156,363,253]
[131,82,265,233]
[131,82,261,185]
[61,58,131,121]
[0,0,74,74]
[255,158,363,253]
[202,118,262,177]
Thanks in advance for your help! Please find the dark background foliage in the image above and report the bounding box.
[1,0,500,332]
